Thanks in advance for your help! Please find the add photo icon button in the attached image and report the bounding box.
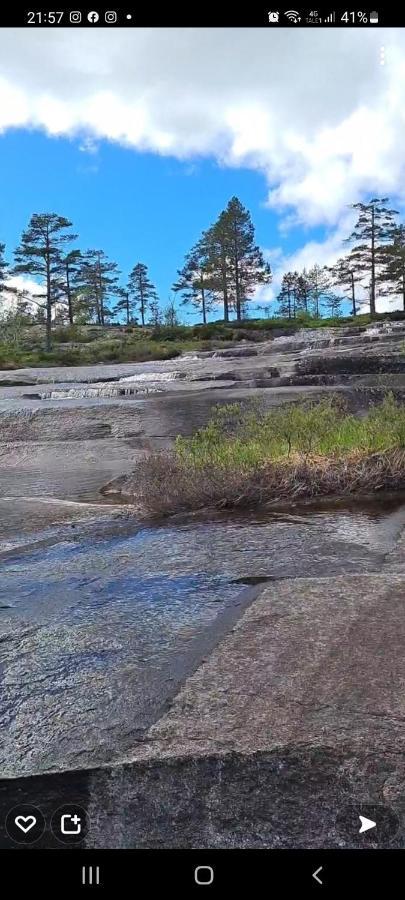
[51,804,89,844]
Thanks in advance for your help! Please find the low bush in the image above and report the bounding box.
[52,325,89,343]
[124,394,405,516]
[130,445,405,517]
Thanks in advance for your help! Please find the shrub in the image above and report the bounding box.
[52,325,87,343]
[122,395,405,516]
[150,325,190,342]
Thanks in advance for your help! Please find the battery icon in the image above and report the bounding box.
[370,11,379,23]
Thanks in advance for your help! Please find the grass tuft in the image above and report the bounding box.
[121,395,405,516]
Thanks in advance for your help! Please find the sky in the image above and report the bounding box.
[1,26,405,320]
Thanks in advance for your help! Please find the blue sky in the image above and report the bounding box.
[0,27,404,319]
[0,129,326,321]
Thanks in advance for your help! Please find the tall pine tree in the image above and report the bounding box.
[79,250,120,325]
[277,272,298,319]
[13,213,76,349]
[128,263,157,327]
[380,224,405,311]
[328,256,361,317]
[346,198,398,315]
[173,233,216,324]
[220,197,271,321]
[0,243,9,294]
[58,249,82,324]
[114,287,136,326]
[205,198,271,322]
[205,211,232,322]
[307,264,331,318]
[295,269,311,315]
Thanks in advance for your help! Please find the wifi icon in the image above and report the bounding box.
[285,10,301,22]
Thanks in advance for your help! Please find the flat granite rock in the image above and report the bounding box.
[2,572,405,848]
[129,573,405,760]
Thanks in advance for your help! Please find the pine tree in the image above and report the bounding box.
[277,272,298,319]
[13,213,76,349]
[114,288,134,326]
[217,197,271,321]
[295,269,312,314]
[57,249,82,324]
[128,263,157,327]
[322,293,343,318]
[0,243,9,294]
[307,264,331,318]
[346,198,398,315]
[380,224,405,311]
[173,233,216,324]
[205,211,232,322]
[149,297,162,327]
[328,256,361,317]
[79,250,120,325]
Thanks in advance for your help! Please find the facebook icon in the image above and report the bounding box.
[87,11,100,22]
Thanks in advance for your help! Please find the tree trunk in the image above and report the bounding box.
[233,230,241,321]
[201,278,207,325]
[140,280,145,326]
[66,262,74,324]
[126,292,130,326]
[221,249,229,322]
[45,229,52,351]
[351,272,357,317]
[96,254,105,326]
[94,287,102,325]
[370,206,376,316]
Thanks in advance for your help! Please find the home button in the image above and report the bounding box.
[194,865,214,886]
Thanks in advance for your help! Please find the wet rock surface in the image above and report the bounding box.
[2,320,405,848]
[2,552,405,849]
[3,500,403,779]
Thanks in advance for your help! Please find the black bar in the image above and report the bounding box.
[0,8,402,28]
[0,849,404,891]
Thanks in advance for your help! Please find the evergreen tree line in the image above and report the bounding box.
[0,196,272,348]
[275,198,405,320]
[0,217,161,350]
[1,196,405,349]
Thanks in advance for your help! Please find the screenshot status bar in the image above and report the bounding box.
[0,9,400,28]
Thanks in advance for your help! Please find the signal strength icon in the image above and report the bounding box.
[324,11,336,23]
[285,10,301,23]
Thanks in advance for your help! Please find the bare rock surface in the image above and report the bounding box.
[2,322,405,848]
[133,573,405,760]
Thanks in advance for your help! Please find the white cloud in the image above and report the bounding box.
[0,28,404,227]
[2,28,405,314]
[0,276,45,313]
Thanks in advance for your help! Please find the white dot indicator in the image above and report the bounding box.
[126,13,132,19]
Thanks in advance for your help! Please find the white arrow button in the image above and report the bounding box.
[359,815,376,833]
[312,866,323,885]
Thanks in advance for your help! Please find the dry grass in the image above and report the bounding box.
[124,447,405,518]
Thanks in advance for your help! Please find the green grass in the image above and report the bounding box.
[0,310,403,369]
[175,394,405,470]
[0,340,181,368]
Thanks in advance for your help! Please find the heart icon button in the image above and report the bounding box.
[15,815,37,834]
[6,805,45,843]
